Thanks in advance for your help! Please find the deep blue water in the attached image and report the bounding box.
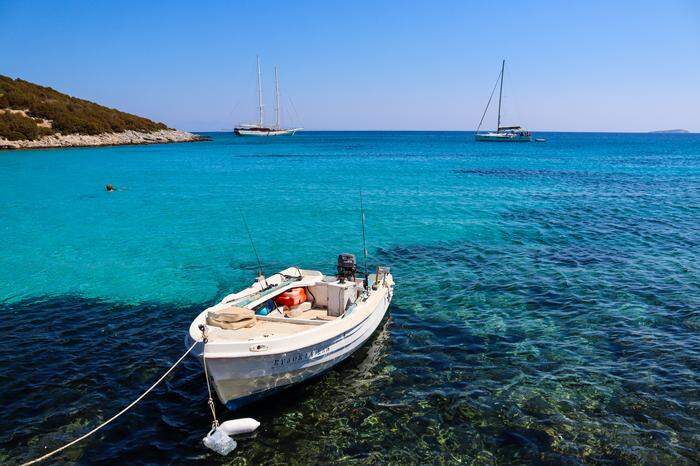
[1,131,699,464]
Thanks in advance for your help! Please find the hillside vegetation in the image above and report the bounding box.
[0,75,168,141]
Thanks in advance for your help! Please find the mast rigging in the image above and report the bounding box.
[496,59,504,131]
[256,55,264,127]
[274,66,280,130]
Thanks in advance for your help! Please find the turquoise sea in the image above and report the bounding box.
[1,131,699,464]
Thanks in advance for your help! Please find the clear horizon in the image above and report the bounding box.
[2,0,699,133]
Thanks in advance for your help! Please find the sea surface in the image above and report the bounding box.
[0,131,698,464]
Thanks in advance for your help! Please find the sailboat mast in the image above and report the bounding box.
[274,66,280,129]
[256,55,264,127]
[496,59,505,131]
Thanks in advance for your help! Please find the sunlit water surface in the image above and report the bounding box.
[1,132,698,464]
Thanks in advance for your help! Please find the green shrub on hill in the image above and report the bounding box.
[0,112,52,140]
[0,75,169,140]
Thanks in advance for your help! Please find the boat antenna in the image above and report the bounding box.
[496,59,505,132]
[239,208,266,284]
[360,190,369,288]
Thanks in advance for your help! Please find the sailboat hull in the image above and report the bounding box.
[475,132,531,142]
[234,128,299,137]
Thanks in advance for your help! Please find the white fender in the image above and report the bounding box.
[219,418,261,436]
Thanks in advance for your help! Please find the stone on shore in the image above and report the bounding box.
[0,129,205,150]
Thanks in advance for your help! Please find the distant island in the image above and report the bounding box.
[649,129,690,134]
[0,75,204,149]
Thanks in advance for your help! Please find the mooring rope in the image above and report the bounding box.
[21,341,199,465]
[200,325,220,430]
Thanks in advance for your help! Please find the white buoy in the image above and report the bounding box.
[219,418,261,436]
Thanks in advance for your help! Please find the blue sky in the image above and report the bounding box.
[1,0,699,132]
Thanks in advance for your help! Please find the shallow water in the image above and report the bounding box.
[1,132,699,464]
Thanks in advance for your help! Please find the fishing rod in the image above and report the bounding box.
[238,207,268,287]
[360,190,369,289]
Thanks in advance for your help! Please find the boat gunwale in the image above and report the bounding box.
[188,275,392,358]
[191,299,377,359]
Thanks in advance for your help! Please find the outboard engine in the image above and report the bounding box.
[337,253,357,283]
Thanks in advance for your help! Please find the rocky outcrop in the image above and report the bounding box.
[0,129,206,150]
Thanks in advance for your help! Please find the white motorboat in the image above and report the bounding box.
[233,56,302,137]
[475,59,532,142]
[186,255,393,410]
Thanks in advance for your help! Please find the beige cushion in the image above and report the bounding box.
[207,315,257,330]
[208,306,255,322]
[206,306,256,330]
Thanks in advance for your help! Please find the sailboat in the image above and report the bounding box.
[475,60,532,142]
[234,56,302,137]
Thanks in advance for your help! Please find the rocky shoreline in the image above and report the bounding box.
[0,129,207,150]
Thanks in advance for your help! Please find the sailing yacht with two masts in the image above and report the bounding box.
[475,60,532,142]
[234,56,302,137]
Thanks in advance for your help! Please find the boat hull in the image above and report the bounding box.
[199,285,392,409]
[234,128,298,137]
[475,133,532,142]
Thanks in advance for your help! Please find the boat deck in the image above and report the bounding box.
[206,308,337,343]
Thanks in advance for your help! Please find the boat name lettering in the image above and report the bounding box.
[273,348,330,367]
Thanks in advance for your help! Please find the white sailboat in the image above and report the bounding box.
[475,60,532,142]
[186,256,393,410]
[234,56,302,137]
